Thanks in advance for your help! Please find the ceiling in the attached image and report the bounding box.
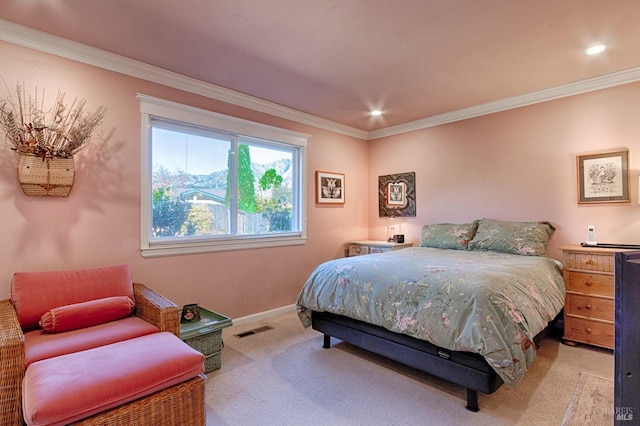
[1,0,640,136]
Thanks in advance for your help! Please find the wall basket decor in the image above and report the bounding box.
[0,82,106,197]
[378,172,416,217]
[17,153,75,197]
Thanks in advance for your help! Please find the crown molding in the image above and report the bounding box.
[2,18,640,142]
[368,66,640,140]
[0,19,368,140]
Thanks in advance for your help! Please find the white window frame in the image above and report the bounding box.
[138,94,308,258]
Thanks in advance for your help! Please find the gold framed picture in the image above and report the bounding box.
[577,150,629,204]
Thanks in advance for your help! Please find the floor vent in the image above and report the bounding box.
[234,325,274,338]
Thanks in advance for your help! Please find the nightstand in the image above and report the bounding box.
[348,240,413,257]
[561,245,616,349]
[180,307,232,372]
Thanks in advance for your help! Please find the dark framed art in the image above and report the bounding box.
[316,171,345,204]
[379,172,416,217]
[577,150,629,204]
[181,304,201,323]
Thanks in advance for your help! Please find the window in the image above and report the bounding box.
[138,95,308,257]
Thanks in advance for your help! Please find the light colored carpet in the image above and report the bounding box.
[561,372,614,425]
[204,310,613,426]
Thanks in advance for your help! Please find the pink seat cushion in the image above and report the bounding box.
[24,316,159,367]
[11,264,134,330]
[23,332,205,426]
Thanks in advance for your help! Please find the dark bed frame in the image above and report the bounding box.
[312,310,559,411]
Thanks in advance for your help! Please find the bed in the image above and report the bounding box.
[296,219,566,411]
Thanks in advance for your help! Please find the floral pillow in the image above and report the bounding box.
[420,221,479,250]
[468,218,555,256]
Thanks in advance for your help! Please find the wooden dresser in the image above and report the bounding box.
[561,245,617,349]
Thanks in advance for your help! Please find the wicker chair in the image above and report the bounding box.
[0,282,206,426]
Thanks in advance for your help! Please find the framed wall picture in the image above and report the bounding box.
[180,304,201,323]
[316,171,345,204]
[577,150,629,204]
[379,172,416,217]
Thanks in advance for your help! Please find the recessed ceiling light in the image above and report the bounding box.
[370,110,382,117]
[585,44,606,55]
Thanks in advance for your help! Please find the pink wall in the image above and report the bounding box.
[3,40,639,319]
[0,42,369,318]
[369,82,640,260]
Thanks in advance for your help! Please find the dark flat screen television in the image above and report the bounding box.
[614,251,640,424]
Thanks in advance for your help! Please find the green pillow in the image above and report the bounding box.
[420,222,479,250]
[468,218,555,256]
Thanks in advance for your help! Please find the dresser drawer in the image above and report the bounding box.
[370,246,392,254]
[566,294,614,321]
[563,316,613,349]
[564,271,614,296]
[348,241,413,257]
[349,245,369,256]
[564,252,614,273]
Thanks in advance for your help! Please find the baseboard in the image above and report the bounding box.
[230,304,297,327]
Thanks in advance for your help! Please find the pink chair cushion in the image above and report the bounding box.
[22,332,205,426]
[39,296,134,333]
[11,264,134,330]
[24,316,159,367]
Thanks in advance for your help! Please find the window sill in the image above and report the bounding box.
[141,234,306,258]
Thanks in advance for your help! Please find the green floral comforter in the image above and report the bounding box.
[296,247,565,386]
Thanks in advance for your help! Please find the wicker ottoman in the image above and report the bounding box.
[23,332,206,426]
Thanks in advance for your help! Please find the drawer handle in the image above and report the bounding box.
[585,304,592,310]
[584,281,592,286]
[584,259,594,265]
[585,327,592,334]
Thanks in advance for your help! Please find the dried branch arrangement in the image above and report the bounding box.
[0,82,107,159]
